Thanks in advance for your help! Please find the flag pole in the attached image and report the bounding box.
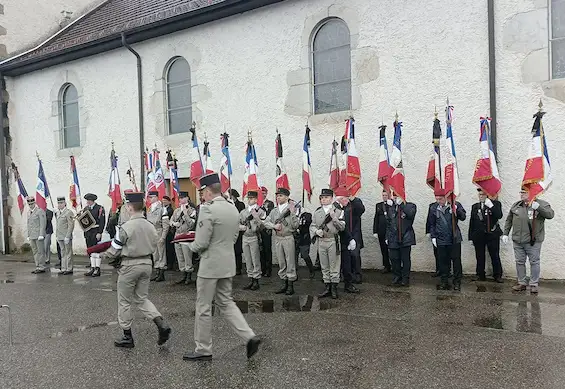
[36,152,55,210]
[445,98,457,236]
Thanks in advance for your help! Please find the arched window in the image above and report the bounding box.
[312,18,352,114]
[165,57,192,134]
[60,83,80,148]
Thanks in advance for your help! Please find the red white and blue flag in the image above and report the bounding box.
[472,117,501,198]
[275,132,290,190]
[377,124,392,191]
[202,138,215,175]
[343,117,361,196]
[243,140,264,206]
[219,133,232,194]
[389,118,406,201]
[522,108,552,202]
[35,157,50,210]
[69,156,82,209]
[328,139,340,191]
[12,163,28,214]
[442,103,460,199]
[108,147,122,213]
[189,127,205,187]
[302,126,313,202]
[426,117,442,192]
[153,149,166,199]
[166,150,180,207]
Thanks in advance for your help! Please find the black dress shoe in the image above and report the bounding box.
[275,280,288,294]
[379,268,391,274]
[250,279,260,291]
[285,281,295,296]
[330,283,338,299]
[175,272,189,284]
[344,284,360,294]
[400,281,409,287]
[453,283,461,291]
[35,269,47,274]
[247,337,261,359]
[153,317,171,345]
[155,269,165,282]
[438,284,450,290]
[236,269,242,276]
[84,268,95,277]
[92,267,101,277]
[471,276,486,282]
[150,270,160,281]
[243,278,254,290]
[64,271,74,275]
[432,272,440,278]
[494,277,504,283]
[183,351,212,361]
[114,333,135,348]
[319,283,332,298]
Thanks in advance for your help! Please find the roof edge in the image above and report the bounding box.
[0,0,284,77]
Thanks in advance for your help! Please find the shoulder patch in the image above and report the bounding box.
[198,221,204,228]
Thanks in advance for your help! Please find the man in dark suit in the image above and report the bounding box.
[469,188,503,283]
[347,195,365,283]
[230,189,245,275]
[426,199,441,277]
[336,192,360,294]
[373,189,391,273]
[84,193,106,277]
[162,196,177,270]
[259,186,275,277]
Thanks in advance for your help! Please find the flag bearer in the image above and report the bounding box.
[170,191,197,284]
[239,190,263,290]
[83,193,105,277]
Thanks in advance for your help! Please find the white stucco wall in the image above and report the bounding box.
[5,0,564,278]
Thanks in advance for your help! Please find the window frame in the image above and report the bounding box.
[549,0,565,79]
[310,18,352,115]
[59,83,80,149]
[164,56,193,135]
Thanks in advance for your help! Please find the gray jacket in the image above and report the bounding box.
[263,204,299,237]
[27,207,46,239]
[55,208,75,240]
[147,201,170,240]
[504,199,554,244]
[239,206,263,238]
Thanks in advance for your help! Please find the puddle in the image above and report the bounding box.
[233,295,334,314]
[49,321,118,338]
[476,285,504,293]
[473,315,503,329]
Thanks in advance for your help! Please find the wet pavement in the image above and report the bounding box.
[1,257,565,388]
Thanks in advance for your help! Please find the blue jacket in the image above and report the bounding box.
[385,202,417,248]
[427,202,466,246]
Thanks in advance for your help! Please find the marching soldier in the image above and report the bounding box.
[170,191,196,284]
[27,197,47,274]
[311,189,345,299]
[147,191,170,282]
[83,193,106,277]
[56,197,75,275]
[239,190,263,290]
[183,173,260,361]
[259,186,275,277]
[103,191,171,348]
[263,188,299,295]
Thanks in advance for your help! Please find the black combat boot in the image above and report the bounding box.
[250,279,260,291]
[114,329,135,348]
[285,281,295,296]
[185,272,194,285]
[330,283,338,299]
[275,279,288,294]
[155,269,165,282]
[176,271,189,284]
[246,336,261,359]
[153,316,172,345]
[92,267,101,277]
[344,283,360,294]
[243,278,254,290]
[150,269,160,281]
[319,283,332,298]
[453,282,461,291]
[84,267,95,277]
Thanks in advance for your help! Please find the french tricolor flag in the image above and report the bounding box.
[472,118,501,198]
[189,129,204,187]
[219,133,232,193]
[12,163,28,214]
[108,147,122,213]
[343,117,361,196]
[522,109,552,202]
[442,103,460,199]
[377,124,392,191]
[243,141,264,206]
[389,118,406,201]
[328,139,340,191]
[275,132,290,191]
[302,126,313,202]
[35,158,50,211]
[69,156,82,209]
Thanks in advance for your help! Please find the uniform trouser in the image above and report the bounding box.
[341,248,355,285]
[317,238,341,284]
[433,245,439,272]
[153,239,167,269]
[474,237,503,279]
[299,244,315,272]
[166,232,176,270]
[30,239,46,270]
[117,264,161,330]
[260,231,272,275]
[389,246,412,283]
[274,235,296,281]
[175,243,193,273]
[44,234,52,263]
[57,240,73,272]
[438,243,462,285]
[378,234,390,270]
[513,241,542,287]
[84,231,99,248]
[243,236,261,279]
[194,277,256,355]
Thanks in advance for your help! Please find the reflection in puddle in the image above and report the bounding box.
[49,321,118,338]
[474,315,503,329]
[476,285,504,293]
[233,295,334,315]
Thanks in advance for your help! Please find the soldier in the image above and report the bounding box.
[239,190,263,290]
[373,189,391,273]
[503,188,554,294]
[385,193,417,286]
[83,193,106,277]
[263,188,299,295]
[259,186,275,277]
[183,173,260,361]
[147,191,170,282]
[170,191,196,284]
[56,197,75,275]
[311,189,346,299]
[229,189,245,275]
[117,189,133,226]
[469,188,504,283]
[103,191,171,348]
[27,197,47,274]
[162,195,176,270]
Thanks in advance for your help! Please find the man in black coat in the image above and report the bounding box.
[426,199,441,277]
[347,195,365,283]
[469,188,503,283]
[373,189,391,273]
[337,193,361,294]
[162,196,177,270]
[230,189,245,275]
[83,193,106,277]
[297,211,316,279]
[385,193,417,286]
[259,186,275,277]
[427,188,466,291]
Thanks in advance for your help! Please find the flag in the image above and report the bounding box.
[472,117,502,198]
[69,156,82,209]
[328,139,340,191]
[35,157,50,210]
[426,116,442,191]
[108,146,122,213]
[203,138,215,174]
[11,163,28,214]
[377,124,392,191]
[522,106,552,202]
[389,118,406,201]
[219,133,232,193]
[443,103,460,199]
[189,126,204,186]
[275,132,290,190]
[153,149,167,199]
[166,150,180,207]
[302,126,313,202]
[243,140,264,206]
[343,117,361,196]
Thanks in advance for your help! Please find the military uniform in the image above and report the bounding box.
[170,192,197,284]
[56,197,75,274]
[263,188,299,295]
[27,198,47,273]
[239,191,263,290]
[104,191,171,348]
[146,191,170,281]
[83,193,106,277]
[184,173,260,361]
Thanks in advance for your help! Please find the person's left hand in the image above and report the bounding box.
[347,239,356,251]
[484,198,494,208]
[96,233,102,241]
[395,197,402,205]
[531,201,540,210]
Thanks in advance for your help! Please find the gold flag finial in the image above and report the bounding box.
[395,111,399,122]
[538,99,543,112]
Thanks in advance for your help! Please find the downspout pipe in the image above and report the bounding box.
[487,0,497,156]
[0,72,7,254]
[121,33,145,191]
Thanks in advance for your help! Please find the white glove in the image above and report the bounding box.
[27,237,30,241]
[385,239,388,245]
[431,238,437,247]
[173,221,181,227]
[531,201,540,210]
[470,240,474,246]
[484,198,493,208]
[316,229,324,237]
[448,206,453,214]
[239,225,247,232]
[395,197,402,205]
[38,236,44,241]
[426,233,430,238]
[64,238,70,245]
[347,239,356,251]
[502,235,509,244]
[386,199,393,206]
[373,233,378,239]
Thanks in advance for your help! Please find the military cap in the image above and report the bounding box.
[320,188,334,197]
[26,196,35,203]
[84,193,97,201]
[124,189,134,194]
[276,187,290,196]
[199,173,220,191]
[229,188,240,198]
[57,196,66,202]
[247,190,258,198]
[148,191,159,197]
[261,186,268,193]
[179,191,189,198]
[125,192,145,203]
